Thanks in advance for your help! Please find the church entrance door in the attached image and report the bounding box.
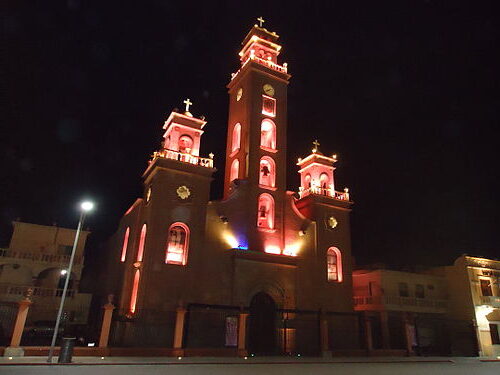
[248,292,277,355]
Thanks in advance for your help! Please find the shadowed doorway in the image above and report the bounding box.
[248,292,276,355]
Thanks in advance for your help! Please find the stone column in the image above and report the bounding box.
[363,312,373,354]
[403,312,415,356]
[173,306,187,355]
[380,311,390,349]
[98,295,116,348]
[237,312,249,356]
[4,291,33,357]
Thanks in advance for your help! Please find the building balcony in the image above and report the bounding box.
[151,149,214,168]
[353,295,448,313]
[298,186,350,201]
[479,295,500,308]
[231,55,288,81]
[0,248,83,266]
[0,283,77,299]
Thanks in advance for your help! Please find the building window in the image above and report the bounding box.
[327,247,342,282]
[262,95,276,117]
[179,135,193,154]
[136,224,147,262]
[166,223,189,265]
[257,193,274,229]
[230,159,239,182]
[415,284,425,298]
[399,282,409,297]
[480,279,493,296]
[490,324,500,345]
[232,123,241,152]
[260,119,276,150]
[305,174,311,188]
[319,173,330,195]
[129,269,140,314]
[120,227,130,262]
[259,157,276,188]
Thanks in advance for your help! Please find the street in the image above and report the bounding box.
[0,357,499,375]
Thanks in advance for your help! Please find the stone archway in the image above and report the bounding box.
[248,292,277,355]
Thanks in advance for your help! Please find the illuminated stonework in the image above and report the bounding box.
[110,21,355,344]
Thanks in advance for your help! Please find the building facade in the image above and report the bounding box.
[353,268,453,355]
[0,221,92,344]
[104,23,355,354]
[437,255,500,357]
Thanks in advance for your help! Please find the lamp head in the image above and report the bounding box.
[81,201,94,212]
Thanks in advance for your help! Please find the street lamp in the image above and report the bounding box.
[47,201,94,363]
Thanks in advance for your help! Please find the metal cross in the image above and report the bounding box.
[183,98,193,112]
[312,139,320,150]
[257,17,265,27]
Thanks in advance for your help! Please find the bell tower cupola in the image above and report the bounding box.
[297,140,350,201]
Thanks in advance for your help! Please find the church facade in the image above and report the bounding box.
[105,23,355,355]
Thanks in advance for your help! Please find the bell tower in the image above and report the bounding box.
[223,19,291,253]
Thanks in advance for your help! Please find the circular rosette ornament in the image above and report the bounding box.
[176,185,191,200]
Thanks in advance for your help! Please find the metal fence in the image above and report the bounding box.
[109,309,176,347]
[184,304,241,349]
[326,311,363,352]
[0,302,17,346]
[276,310,321,355]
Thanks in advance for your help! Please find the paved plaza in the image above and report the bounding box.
[0,357,499,375]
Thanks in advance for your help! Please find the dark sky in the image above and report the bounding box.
[2,1,499,268]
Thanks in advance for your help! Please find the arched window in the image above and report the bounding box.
[166,223,190,265]
[257,193,275,229]
[230,159,239,182]
[320,173,330,195]
[259,157,276,188]
[260,119,276,150]
[305,174,312,189]
[129,269,140,314]
[179,135,193,154]
[232,123,241,152]
[120,227,130,262]
[136,224,147,262]
[327,247,343,282]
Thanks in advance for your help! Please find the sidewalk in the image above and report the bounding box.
[0,355,496,365]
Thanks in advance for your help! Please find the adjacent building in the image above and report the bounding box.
[434,255,500,357]
[353,268,456,355]
[0,221,92,343]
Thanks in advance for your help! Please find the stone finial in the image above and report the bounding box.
[24,288,34,300]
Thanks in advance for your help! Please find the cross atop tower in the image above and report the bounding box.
[183,98,193,113]
[257,17,265,28]
[312,139,320,153]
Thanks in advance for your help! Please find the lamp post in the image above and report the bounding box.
[47,201,94,363]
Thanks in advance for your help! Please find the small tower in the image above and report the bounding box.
[297,140,349,201]
[156,99,212,167]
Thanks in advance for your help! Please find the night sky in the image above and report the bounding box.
[3,1,499,269]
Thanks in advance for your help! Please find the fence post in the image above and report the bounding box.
[98,294,116,348]
[363,312,373,354]
[237,311,249,357]
[173,305,187,356]
[319,310,330,357]
[4,290,33,357]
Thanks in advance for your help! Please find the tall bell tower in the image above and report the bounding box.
[223,19,291,253]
